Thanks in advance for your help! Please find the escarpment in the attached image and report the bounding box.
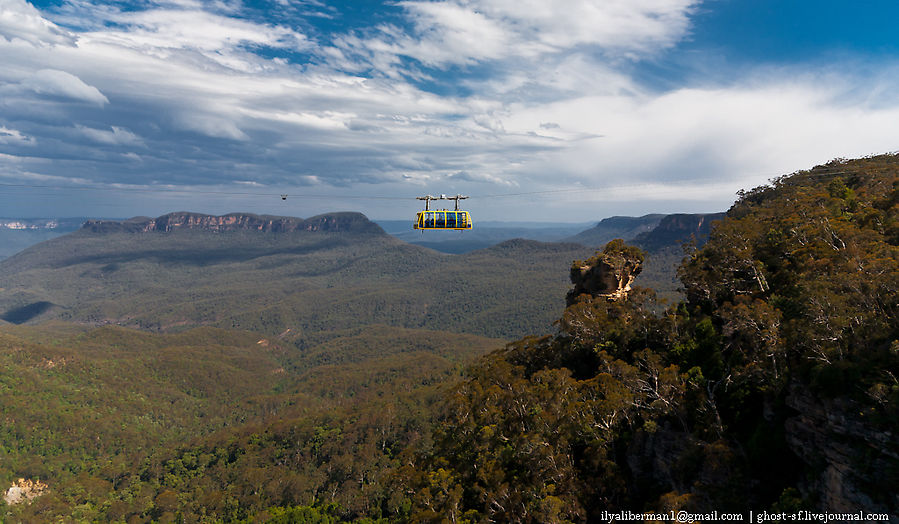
[80,211,385,235]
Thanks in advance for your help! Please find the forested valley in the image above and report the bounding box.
[1,155,898,522]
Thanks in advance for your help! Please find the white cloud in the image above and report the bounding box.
[446,170,515,185]
[0,126,35,145]
[2,0,899,220]
[1,168,93,185]
[392,2,516,66]
[239,108,353,130]
[22,69,109,106]
[0,0,74,46]
[470,0,699,53]
[173,112,250,141]
[495,76,899,211]
[353,0,699,69]
[76,125,142,145]
[84,8,309,54]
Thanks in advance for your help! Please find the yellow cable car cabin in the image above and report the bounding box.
[413,194,473,230]
[414,209,472,230]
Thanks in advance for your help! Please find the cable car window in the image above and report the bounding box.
[436,212,445,228]
[446,212,457,228]
[425,212,435,228]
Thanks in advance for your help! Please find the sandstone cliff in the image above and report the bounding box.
[81,211,385,235]
[564,214,665,247]
[633,212,726,250]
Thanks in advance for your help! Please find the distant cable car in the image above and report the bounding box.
[414,194,472,230]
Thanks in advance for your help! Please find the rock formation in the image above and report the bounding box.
[3,478,48,505]
[567,238,644,304]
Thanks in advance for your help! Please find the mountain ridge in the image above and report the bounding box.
[632,211,726,250]
[563,213,665,246]
[80,211,385,235]
[0,219,591,338]
[0,211,724,329]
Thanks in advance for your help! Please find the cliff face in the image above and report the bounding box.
[81,212,385,235]
[565,214,665,247]
[633,212,726,250]
[784,384,899,515]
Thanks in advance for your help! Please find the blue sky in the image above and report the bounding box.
[2,0,899,221]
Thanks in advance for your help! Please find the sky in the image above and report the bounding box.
[2,0,899,221]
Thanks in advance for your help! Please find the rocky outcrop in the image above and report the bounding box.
[784,384,899,518]
[4,478,48,505]
[81,212,385,235]
[567,239,644,304]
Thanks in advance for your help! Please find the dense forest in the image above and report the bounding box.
[2,155,898,522]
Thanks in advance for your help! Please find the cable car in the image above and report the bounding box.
[413,194,472,230]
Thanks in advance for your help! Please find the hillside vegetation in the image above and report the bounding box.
[3,156,897,522]
[0,214,591,340]
[0,211,673,522]
[393,156,899,521]
[0,321,503,521]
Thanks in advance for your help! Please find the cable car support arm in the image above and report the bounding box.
[416,194,469,211]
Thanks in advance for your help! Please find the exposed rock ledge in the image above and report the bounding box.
[4,478,48,505]
[81,211,385,235]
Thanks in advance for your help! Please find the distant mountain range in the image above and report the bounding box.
[0,217,89,260]
[0,211,725,260]
[0,211,727,317]
[82,211,382,234]
[0,212,593,339]
[0,217,88,230]
[384,212,725,254]
[562,213,665,246]
[379,219,594,253]
[632,212,727,250]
